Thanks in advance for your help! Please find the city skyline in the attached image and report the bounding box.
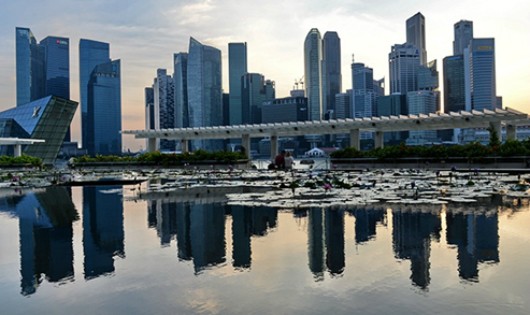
[1,0,529,150]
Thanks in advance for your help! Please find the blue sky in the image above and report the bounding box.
[1,0,529,150]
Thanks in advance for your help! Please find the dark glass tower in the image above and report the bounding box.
[228,43,248,126]
[79,39,110,149]
[322,32,341,117]
[86,60,121,155]
[406,12,427,65]
[15,27,44,106]
[173,52,189,128]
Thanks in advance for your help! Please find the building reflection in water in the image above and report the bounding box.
[351,208,387,244]
[308,208,324,281]
[325,209,345,276]
[82,186,124,280]
[0,187,78,296]
[392,208,441,290]
[446,210,499,282]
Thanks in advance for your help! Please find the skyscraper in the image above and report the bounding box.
[352,62,375,119]
[228,43,248,126]
[443,55,466,113]
[187,37,223,151]
[406,12,427,65]
[322,32,341,117]
[15,27,44,106]
[145,87,155,130]
[86,60,121,155]
[304,28,323,121]
[389,43,420,94]
[79,39,110,149]
[465,38,497,111]
[152,69,175,151]
[241,73,275,124]
[173,52,188,128]
[16,28,71,141]
[453,20,473,55]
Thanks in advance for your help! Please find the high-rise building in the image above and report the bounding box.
[389,43,420,94]
[322,32,341,116]
[145,87,155,130]
[335,92,351,119]
[443,55,466,113]
[376,95,408,144]
[79,39,110,149]
[228,43,248,126]
[187,37,223,151]
[352,62,375,119]
[86,60,121,155]
[453,20,473,55]
[152,69,175,151]
[241,74,275,124]
[15,27,44,106]
[304,28,323,121]
[173,52,188,128]
[406,12,427,65]
[465,38,497,111]
[16,28,71,141]
[406,90,439,144]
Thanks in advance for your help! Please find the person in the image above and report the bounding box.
[284,151,295,170]
[274,150,286,169]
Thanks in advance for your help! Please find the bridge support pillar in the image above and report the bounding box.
[180,139,189,153]
[349,129,360,150]
[506,124,516,141]
[489,122,502,143]
[270,135,278,161]
[14,144,22,157]
[147,138,157,152]
[374,131,384,149]
[241,134,251,159]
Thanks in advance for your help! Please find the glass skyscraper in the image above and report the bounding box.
[16,28,71,141]
[304,28,323,121]
[352,62,375,119]
[389,43,420,94]
[79,39,110,149]
[228,43,248,126]
[86,60,121,155]
[322,32,341,117]
[453,20,473,55]
[187,37,223,151]
[406,12,427,65]
[152,69,175,151]
[465,38,497,111]
[241,73,275,124]
[173,53,189,129]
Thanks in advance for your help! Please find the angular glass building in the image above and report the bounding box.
[79,39,110,149]
[86,60,121,155]
[0,96,77,165]
[187,37,223,151]
[173,52,189,129]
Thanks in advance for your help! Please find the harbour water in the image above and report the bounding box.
[1,184,529,314]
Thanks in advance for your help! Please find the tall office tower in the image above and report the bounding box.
[443,55,465,113]
[389,43,420,94]
[228,43,248,126]
[373,78,385,101]
[352,62,375,119]
[40,36,71,142]
[322,32,341,117]
[173,52,188,128]
[15,27,44,105]
[86,60,121,155]
[80,39,110,149]
[304,28,323,121]
[187,37,223,151]
[465,38,497,111]
[335,92,351,119]
[376,95,408,144]
[453,20,473,55]
[406,90,439,144]
[406,12,427,65]
[145,87,155,130]
[241,74,275,124]
[152,69,175,151]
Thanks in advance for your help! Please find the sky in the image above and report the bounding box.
[1,0,529,151]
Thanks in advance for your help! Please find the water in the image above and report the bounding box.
[1,185,529,314]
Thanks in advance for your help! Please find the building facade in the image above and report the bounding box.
[241,74,275,124]
[453,20,473,55]
[187,37,223,151]
[173,52,189,129]
[406,12,427,65]
[322,32,341,118]
[152,69,175,151]
[465,38,497,111]
[79,39,110,149]
[389,43,420,95]
[304,28,323,121]
[228,43,248,126]
[86,60,121,155]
